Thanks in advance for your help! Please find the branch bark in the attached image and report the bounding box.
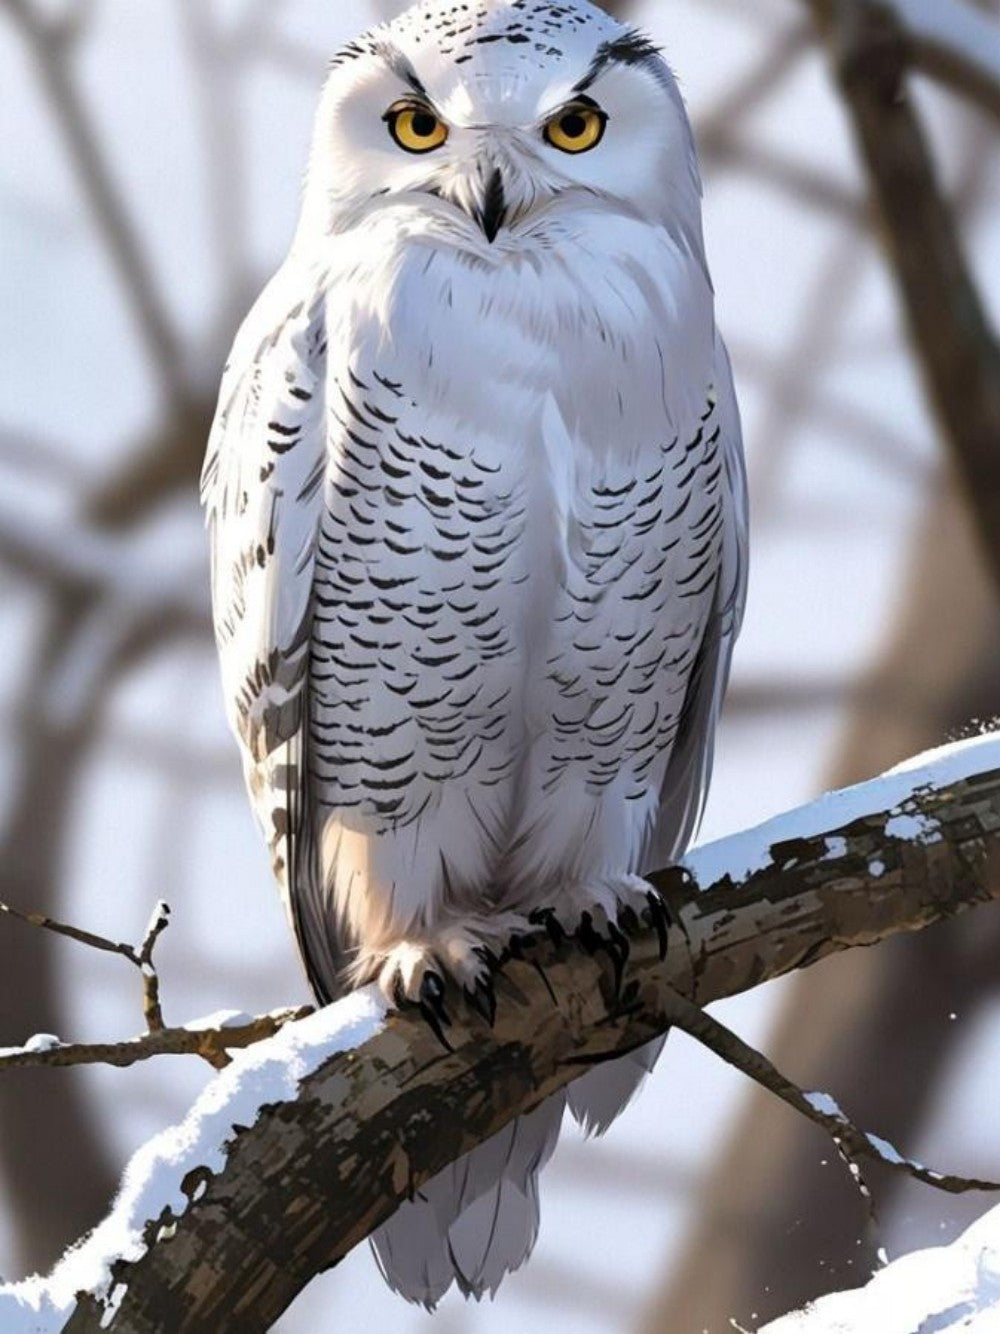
[8,737,1000,1333]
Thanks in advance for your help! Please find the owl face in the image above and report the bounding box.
[299,0,701,255]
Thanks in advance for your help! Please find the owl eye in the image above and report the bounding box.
[544,102,607,154]
[385,103,449,154]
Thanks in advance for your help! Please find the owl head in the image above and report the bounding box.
[297,0,702,257]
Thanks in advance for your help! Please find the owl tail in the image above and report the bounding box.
[369,1040,664,1306]
[371,1095,564,1307]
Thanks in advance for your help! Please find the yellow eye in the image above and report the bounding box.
[544,103,607,154]
[386,105,449,154]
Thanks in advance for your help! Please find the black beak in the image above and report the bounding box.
[477,168,507,244]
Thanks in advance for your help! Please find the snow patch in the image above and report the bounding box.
[0,1035,63,1060]
[24,1034,61,1053]
[0,988,387,1332]
[762,1202,1000,1333]
[885,811,942,844]
[866,1133,905,1167]
[685,732,1000,889]
[805,1091,844,1120]
[184,1010,255,1032]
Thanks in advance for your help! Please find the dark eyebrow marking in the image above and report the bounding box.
[574,29,662,94]
[374,40,432,102]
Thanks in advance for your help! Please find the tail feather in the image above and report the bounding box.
[566,1038,666,1136]
[370,1095,566,1307]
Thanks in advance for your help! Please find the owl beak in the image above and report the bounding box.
[476,167,507,244]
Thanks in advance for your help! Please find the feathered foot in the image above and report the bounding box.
[355,912,532,1010]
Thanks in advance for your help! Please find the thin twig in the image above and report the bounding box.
[0,1008,314,1073]
[1,897,173,1034]
[0,899,139,964]
[137,902,171,1032]
[662,987,1000,1199]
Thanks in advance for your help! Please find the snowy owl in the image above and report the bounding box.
[203,0,747,1307]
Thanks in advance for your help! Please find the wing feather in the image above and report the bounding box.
[642,334,748,870]
[202,265,335,991]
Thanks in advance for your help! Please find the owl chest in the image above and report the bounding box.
[313,354,722,665]
[307,260,722,809]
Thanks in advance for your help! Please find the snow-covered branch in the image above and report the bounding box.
[0,1009,313,1077]
[1,734,999,1331]
[763,1199,1000,1332]
[0,898,315,1075]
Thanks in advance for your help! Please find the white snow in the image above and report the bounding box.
[184,1010,256,1032]
[23,1035,61,1053]
[804,1091,845,1120]
[865,1134,905,1168]
[804,1095,929,1177]
[0,988,387,1332]
[0,1035,63,1061]
[685,731,1000,889]
[762,1201,1000,1333]
[884,811,942,844]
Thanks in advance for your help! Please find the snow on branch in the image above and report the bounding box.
[762,1200,1000,1332]
[4,733,1000,1332]
[0,899,313,1075]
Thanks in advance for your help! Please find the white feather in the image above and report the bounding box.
[204,0,748,1306]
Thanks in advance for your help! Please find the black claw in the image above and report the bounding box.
[607,920,630,997]
[475,943,500,970]
[464,975,497,1028]
[529,907,567,947]
[418,971,453,1050]
[577,911,630,999]
[578,911,602,956]
[646,890,670,961]
[506,933,527,962]
[618,903,641,934]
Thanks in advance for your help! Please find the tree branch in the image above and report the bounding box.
[806,0,1000,592]
[2,0,187,409]
[3,735,999,1332]
[880,0,1000,124]
[0,1009,313,1075]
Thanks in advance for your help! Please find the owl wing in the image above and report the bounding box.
[642,334,749,871]
[201,265,336,994]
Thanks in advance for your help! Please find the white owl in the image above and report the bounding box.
[203,0,747,1307]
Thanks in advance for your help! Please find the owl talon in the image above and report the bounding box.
[419,970,453,1048]
[505,933,527,962]
[529,906,567,947]
[464,975,497,1027]
[607,920,630,996]
[475,943,500,970]
[646,891,671,961]
[577,910,629,997]
[617,903,641,934]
